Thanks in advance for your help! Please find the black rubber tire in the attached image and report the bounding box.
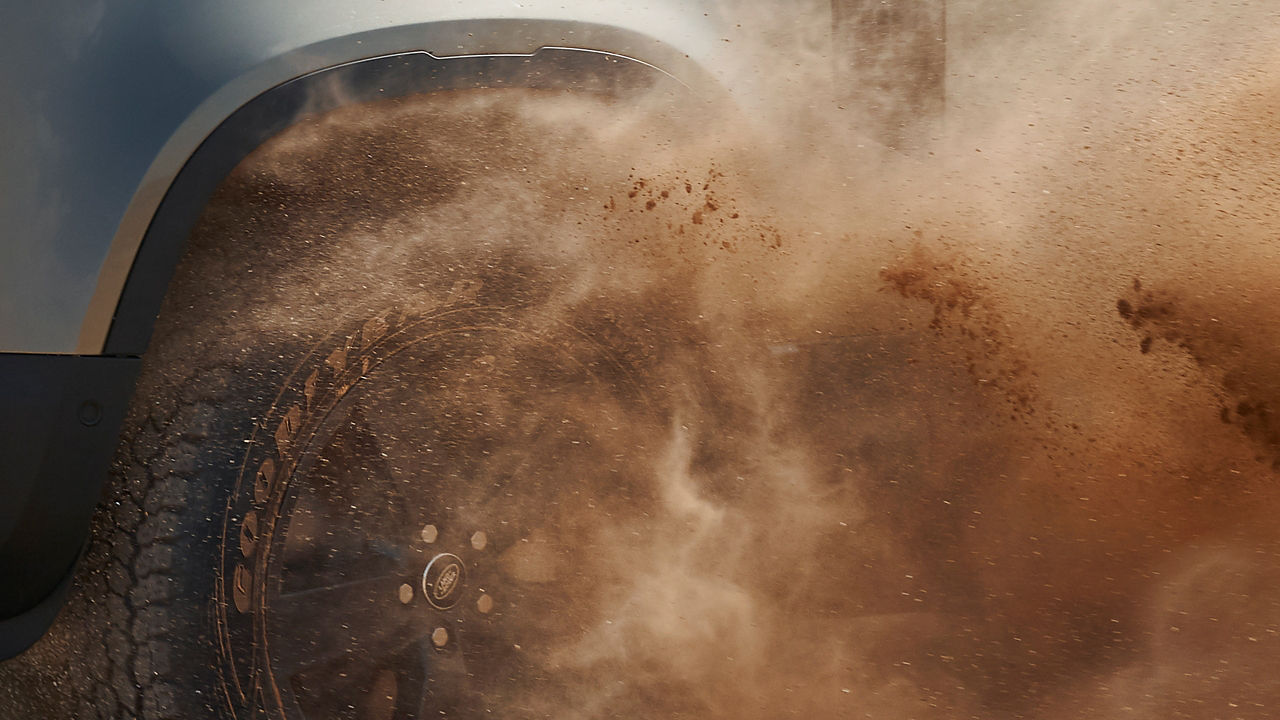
[104,361,247,719]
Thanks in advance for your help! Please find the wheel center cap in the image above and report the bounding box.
[422,553,467,610]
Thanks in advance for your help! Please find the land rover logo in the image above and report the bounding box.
[435,564,460,599]
[422,553,466,610]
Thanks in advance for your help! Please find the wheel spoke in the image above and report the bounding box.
[421,645,475,715]
[295,405,413,540]
[279,490,411,593]
[411,623,518,717]
[266,574,425,680]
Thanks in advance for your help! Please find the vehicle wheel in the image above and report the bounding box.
[114,260,706,720]
[214,300,671,719]
[86,86,964,720]
[97,89,728,720]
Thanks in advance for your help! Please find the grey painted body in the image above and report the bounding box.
[0,1,754,354]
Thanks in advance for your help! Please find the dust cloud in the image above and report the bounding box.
[168,1,1280,718]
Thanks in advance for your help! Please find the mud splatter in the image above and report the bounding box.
[881,244,1038,420]
[1119,279,1280,470]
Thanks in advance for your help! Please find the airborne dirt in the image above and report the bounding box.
[7,1,1280,719]
[217,6,1280,714]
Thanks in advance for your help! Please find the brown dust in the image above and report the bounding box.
[155,3,1280,718]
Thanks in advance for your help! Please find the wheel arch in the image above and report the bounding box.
[81,20,730,357]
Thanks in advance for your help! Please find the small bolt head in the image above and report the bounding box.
[78,400,102,427]
[420,524,438,544]
[431,627,449,648]
[398,583,414,605]
[470,531,488,551]
[476,594,494,614]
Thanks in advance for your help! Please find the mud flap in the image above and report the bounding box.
[0,353,140,658]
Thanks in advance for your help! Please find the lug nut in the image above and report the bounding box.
[476,594,494,614]
[431,627,449,648]
[398,583,414,605]
[421,524,439,544]
[470,531,488,551]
